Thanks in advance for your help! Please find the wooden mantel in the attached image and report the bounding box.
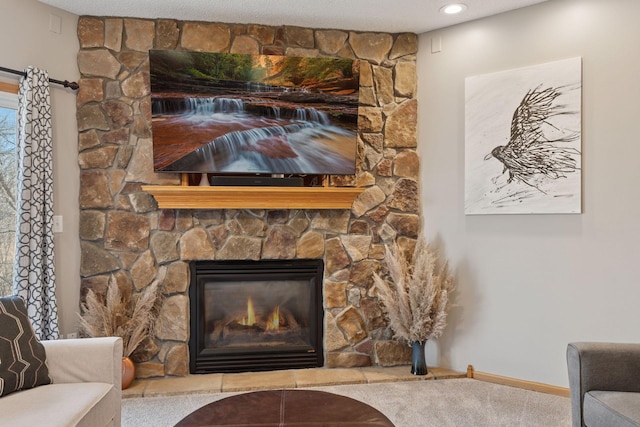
[141,185,364,209]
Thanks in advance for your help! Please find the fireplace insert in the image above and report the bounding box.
[189,259,324,373]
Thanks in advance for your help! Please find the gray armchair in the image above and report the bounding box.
[567,342,640,427]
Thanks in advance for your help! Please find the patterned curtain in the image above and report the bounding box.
[12,67,59,340]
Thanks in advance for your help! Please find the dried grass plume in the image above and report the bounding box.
[373,236,453,343]
[78,280,162,357]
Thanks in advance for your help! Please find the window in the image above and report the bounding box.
[0,89,18,296]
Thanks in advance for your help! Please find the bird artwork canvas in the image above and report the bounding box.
[465,57,582,214]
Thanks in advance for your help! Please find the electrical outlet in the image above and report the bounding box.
[53,215,63,233]
[67,332,78,339]
[49,14,62,34]
[431,36,442,53]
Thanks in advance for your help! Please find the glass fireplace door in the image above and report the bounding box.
[189,259,324,373]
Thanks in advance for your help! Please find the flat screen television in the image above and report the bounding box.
[149,50,360,176]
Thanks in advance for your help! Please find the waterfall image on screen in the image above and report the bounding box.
[149,50,360,175]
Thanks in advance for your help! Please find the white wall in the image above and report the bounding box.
[418,0,640,387]
[0,0,80,336]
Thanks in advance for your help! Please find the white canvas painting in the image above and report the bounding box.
[465,57,582,215]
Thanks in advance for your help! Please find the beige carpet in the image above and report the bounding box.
[121,378,572,426]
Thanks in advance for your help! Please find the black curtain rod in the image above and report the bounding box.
[0,66,79,90]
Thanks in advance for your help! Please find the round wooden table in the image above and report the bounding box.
[175,389,395,426]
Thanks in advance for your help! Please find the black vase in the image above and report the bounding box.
[411,340,428,375]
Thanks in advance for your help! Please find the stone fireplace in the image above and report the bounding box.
[189,259,324,373]
[77,17,419,378]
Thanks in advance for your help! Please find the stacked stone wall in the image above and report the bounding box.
[77,16,420,377]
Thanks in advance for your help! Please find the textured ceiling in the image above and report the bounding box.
[38,0,548,34]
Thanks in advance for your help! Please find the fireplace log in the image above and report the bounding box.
[283,309,299,329]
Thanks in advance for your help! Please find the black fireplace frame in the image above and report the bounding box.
[189,259,325,374]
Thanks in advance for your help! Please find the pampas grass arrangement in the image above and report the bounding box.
[373,236,453,344]
[79,280,162,358]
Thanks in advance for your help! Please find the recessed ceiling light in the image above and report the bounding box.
[440,3,468,15]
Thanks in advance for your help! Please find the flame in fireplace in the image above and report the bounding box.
[266,306,280,331]
[240,297,256,326]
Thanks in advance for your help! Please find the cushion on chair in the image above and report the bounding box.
[584,391,640,427]
[0,295,51,397]
[0,382,117,427]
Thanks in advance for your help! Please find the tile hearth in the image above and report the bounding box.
[123,366,465,398]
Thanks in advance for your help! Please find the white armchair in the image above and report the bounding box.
[0,337,123,427]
